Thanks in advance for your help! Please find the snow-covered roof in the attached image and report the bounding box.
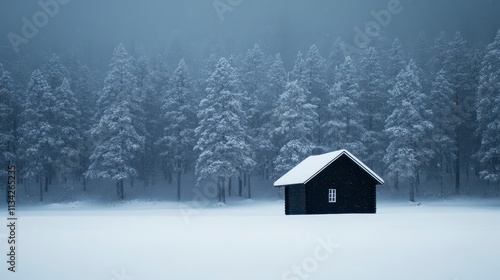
[273,149,384,187]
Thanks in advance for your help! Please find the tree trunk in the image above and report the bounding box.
[39,178,44,202]
[167,170,172,184]
[439,156,444,197]
[409,179,415,202]
[222,179,226,204]
[176,171,181,201]
[415,170,420,194]
[228,177,232,197]
[217,177,222,203]
[247,174,251,199]
[44,175,49,192]
[455,152,460,195]
[238,172,243,197]
[465,153,470,182]
[454,125,461,195]
[117,179,125,200]
[83,177,87,192]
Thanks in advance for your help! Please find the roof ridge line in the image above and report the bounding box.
[303,150,344,185]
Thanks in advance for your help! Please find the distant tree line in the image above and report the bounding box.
[1,30,499,202]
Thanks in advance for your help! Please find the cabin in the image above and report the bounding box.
[274,149,384,215]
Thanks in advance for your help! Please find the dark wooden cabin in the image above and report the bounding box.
[274,150,384,215]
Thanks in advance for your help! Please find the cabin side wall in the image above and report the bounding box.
[285,185,306,215]
[305,155,378,214]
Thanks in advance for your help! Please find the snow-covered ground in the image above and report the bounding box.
[1,199,500,280]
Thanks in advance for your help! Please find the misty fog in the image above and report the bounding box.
[1,0,500,203]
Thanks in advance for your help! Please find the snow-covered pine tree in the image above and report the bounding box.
[69,62,98,190]
[291,51,307,87]
[387,39,408,87]
[325,56,366,156]
[0,64,16,171]
[384,60,433,201]
[272,80,318,177]
[430,32,449,77]
[195,58,255,203]
[430,69,457,195]
[149,56,172,183]
[259,53,288,179]
[44,54,70,91]
[267,53,287,101]
[18,70,58,201]
[26,55,69,192]
[96,44,138,120]
[87,99,145,200]
[445,32,472,194]
[476,29,500,184]
[241,44,265,109]
[359,47,387,169]
[304,44,329,147]
[53,78,82,182]
[86,44,145,200]
[158,59,197,201]
[240,44,266,185]
[413,31,432,94]
[134,56,159,186]
[327,37,347,86]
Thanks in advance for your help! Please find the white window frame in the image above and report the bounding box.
[329,189,336,203]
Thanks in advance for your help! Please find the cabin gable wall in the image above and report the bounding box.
[305,155,377,214]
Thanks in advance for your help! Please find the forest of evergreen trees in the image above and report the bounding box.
[0,30,499,203]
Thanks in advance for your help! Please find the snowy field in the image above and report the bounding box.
[1,199,500,280]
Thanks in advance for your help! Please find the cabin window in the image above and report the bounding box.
[328,189,336,203]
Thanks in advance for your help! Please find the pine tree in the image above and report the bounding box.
[96,44,138,120]
[44,54,70,91]
[446,32,471,194]
[241,44,265,105]
[359,47,387,169]
[430,69,457,195]
[304,44,329,146]
[414,31,432,93]
[69,62,98,190]
[261,53,288,179]
[325,56,366,156]
[149,56,172,183]
[0,64,16,171]
[240,44,266,185]
[272,80,317,177]
[86,99,145,200]
[274,139,314,179]
[53,78,82,181]
[267,53,287,101]
[387,39,408,86]
[18,70,58,201]
[327,37,347,86]
[476,30,500,183]
[134,56,159,186]
[384,60,433,201]
[291,51,307,87]
[86,44,145,200]
[195,58,255,203]
[158,59,196,201]
[430,32,449,76]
